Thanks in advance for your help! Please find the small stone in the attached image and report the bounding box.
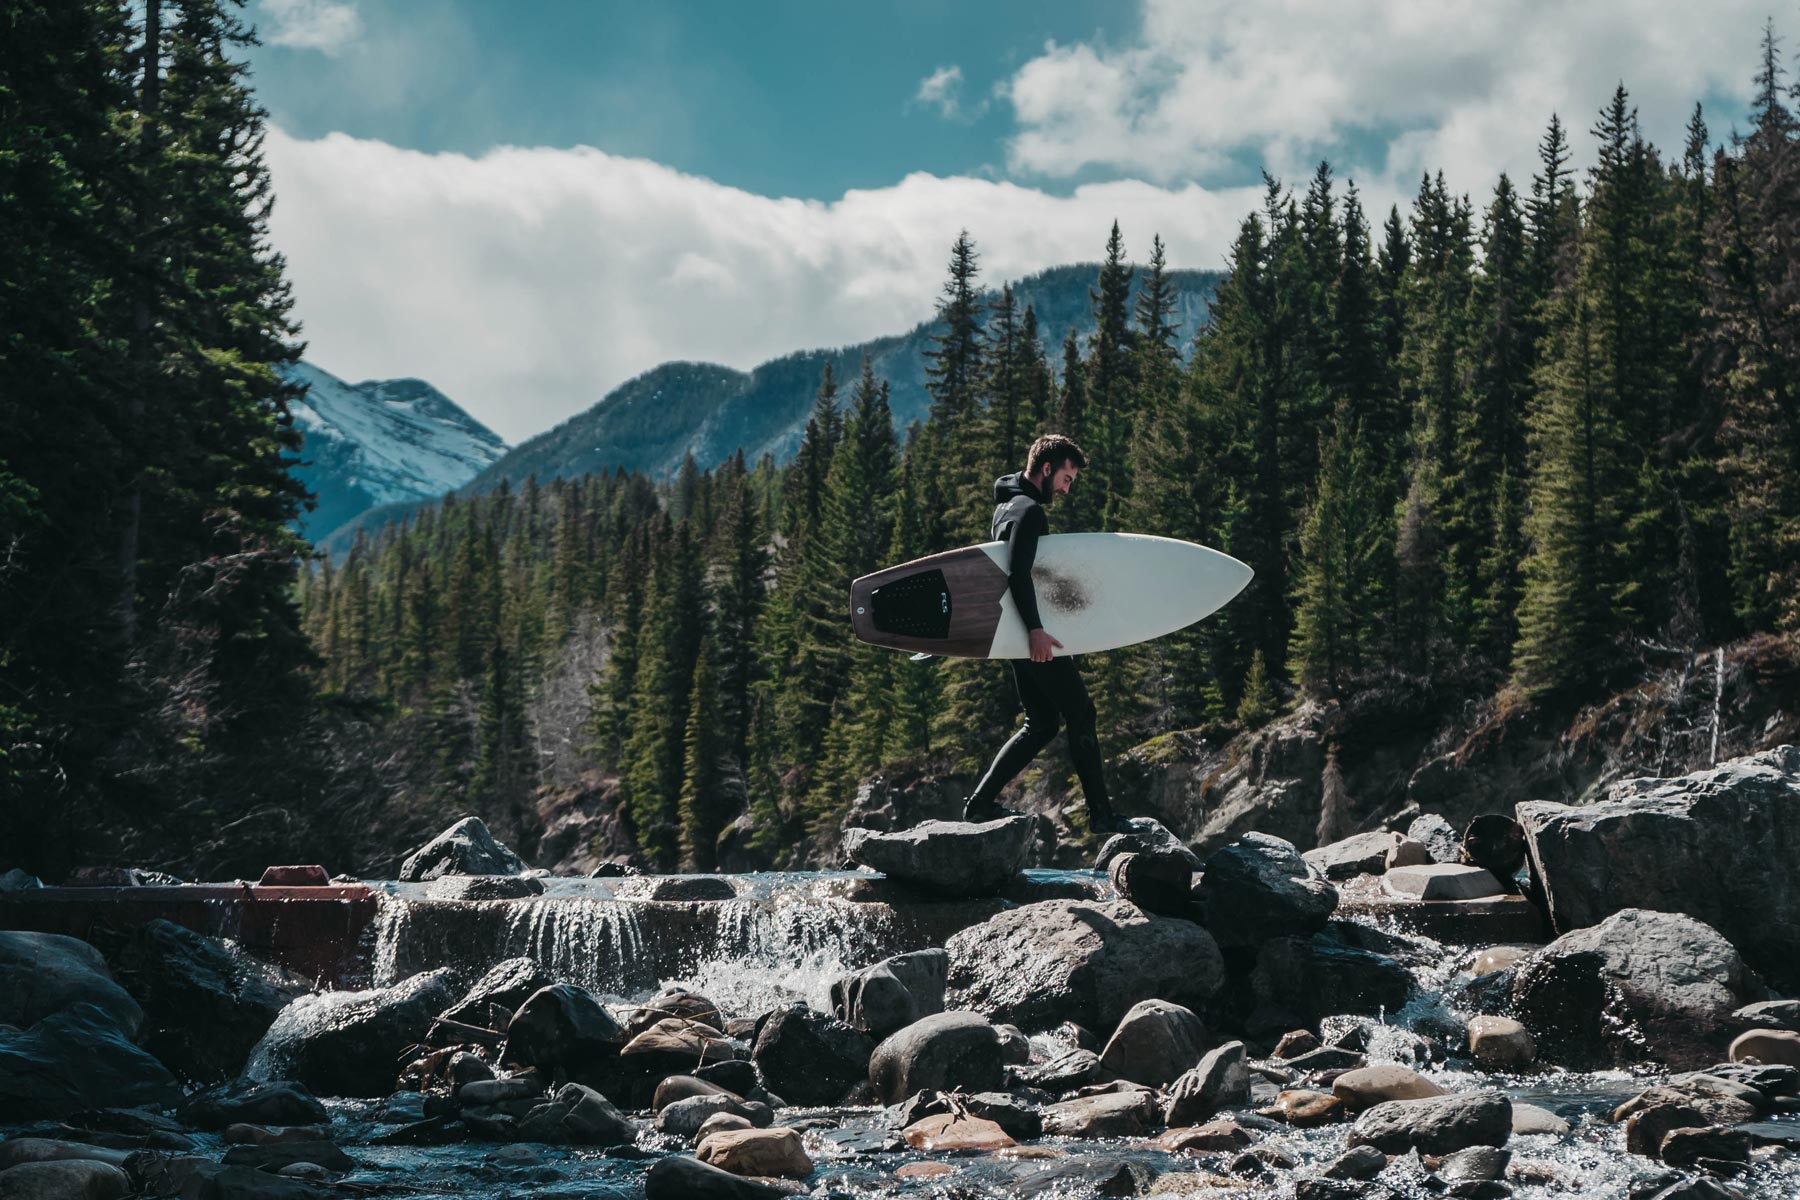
[1729,1028,1800,1068]
[1156,1119,1256,1154]
[1468,1016,1536,1069]
[1266,1089,1344,1127]
[1406,814,1461,863]
[1041,1088,1160,1138]
[1438,1145,1510,1181]
[1321,1143,1387,1180]
[1347,1090,1512,1155]
[1331,1065,1446,1112]
[1382,864,1504,901]
[1098,999,1210,1088]
[1272,1029,1320,1060]
[458,1077,543,1106]
[1164,1040,1249,1125]
[900,1113,1015,1151]
[894,1162,957,1179]
[1510,1102,1569,1136]
[1470,945,1537,975]
[1386,838,1434,870]
[694,1113,753,1146]
[1659,1125,1751,1168]
[696,1127,813,1179]
[644,1155,793,1200]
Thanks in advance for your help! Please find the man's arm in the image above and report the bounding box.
[1009,505,1061,661]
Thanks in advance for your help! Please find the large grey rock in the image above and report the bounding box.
[0,1003,180,1121]
[868,1011,1004,1104]
[1304,831,1404,881]
[0,932,141,1035]
[1249,935,1413,1029]
[113,920,310,1084]
[1098,999,1210,1087]
[842,816,1032,897]
[438,957,554,1034]
[1347,1090,1512,1155]
[1512,909,1764,1069]
[829,949,946,1040]
[945,899,1225,1031]
[1194,833,1338,947]
[398,816,528,882]
[1517,746,1800,988]
[1095,818,1202,873]
[1407,814,1461,864]
[751,1003,873,1107]
[246,969,459,1097]
[515,1082,636,1145]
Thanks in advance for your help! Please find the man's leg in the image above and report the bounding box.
[964,661,1059,820]
[1040,657,1125,832]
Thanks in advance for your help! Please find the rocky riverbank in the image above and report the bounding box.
[3,750,1799,1199]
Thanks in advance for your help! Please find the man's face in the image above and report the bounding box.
[1037,461,1079,505]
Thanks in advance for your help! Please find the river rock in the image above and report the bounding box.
[1248,935,1413,1030]
[1305,831,1404,881]
[695,1112,754,1144]
[178,1080,328,1130]
[868,1011,1003,1104]
[171,1162,327,1200]
[0,1003,180,1120]
[1407,814,1461,863]
[1467,1016,1535,1069]
[654,1075,735,1111]
[1729,1028,1800,1067]
[515,1082,636,1145]
[503,984,626,1073]
[842,816,1032,897]
[1331,1065,1445,1112]
[751,1003,873,1107]
[1164,1041,1249,1125]
[658,1094,767,1138]
[0,1160,131,1200]
[398,816,528,881]
[218,1143,353,1173]
[619,1018,738,1076]
[1098,999,1209,1087]
[1731,998,1800,1031]
[945,899,1224,1030]
[1157,1118,1257,1154]
[1511,909,1764,1069]
[1349,1090,1511,1155]
[247,969,457,1097]
[1511,1102,1569,1135]
[1617,1086,1756,1154]
[1041,1087,1160,1137]
[1517,746,1800,989]
[1321,1143,1387,1180]
[623,988,724,1041]
[0,933,141,1035]
[437,958,552,1035]
[1471,945,1537,975]
[0,870,42,892]
[1659,1124,1750,1169]
[423,875,544,901]
[900,1113,1016,1151]
[220,1125,330,1146]
[1382,864,1504,901]
[829,949,946,1040]
[112,920,309,1084]
[1107,851,1194,916]
[1095,818,1202,873]
[1007,1047,1100,1091]
[1387,838,1433,869]
[0,1143,130,1171]
[1267,1089,1345,1127]
[696,1127,812,1179]
[1195,833,1338,947]
[644,1155,792,1200]
[1439,1145,1511,1182]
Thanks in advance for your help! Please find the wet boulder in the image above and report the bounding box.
[657,1094,769,1139]
[830,949,946,1040]
[1247,934,1413,1032]
[1041,1086,1161,1138]
[438,957,553,1036]
[112,920,310,1084]
[398,816,528,882]
[1095,818,1202,873]
[1304,831,1405,881]
[1348,1090,1512,1155]
[1164,1040,1249,1125]
[1467,1015,1536,1069]
[1406,814,1461,864]
[246,969,458,1097]
[1331,1065,1445,1113]
[868,1011,1004,1104]
[622,988,724,1041]
[502,983,626,1074]
[644,1155,792,1200]
[1517,746,1800,989]
[751,1003,873,1107]
[0,1003,180,1121]
[1512,909,1764,1069]
[0,1160,132,1200]
[1194,833,1338,947]
[1098,999,1210,1087]
[515,1082,636,1145]
[945,899,1224,1031]
[842,816,1033,897]
[696,1126,813,1179]
[178,1080,329,1130]
[0,932,142,1035]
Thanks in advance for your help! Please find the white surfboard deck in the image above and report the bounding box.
[981,532,1252,659]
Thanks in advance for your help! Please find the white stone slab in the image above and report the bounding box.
[1380,864,1504,901]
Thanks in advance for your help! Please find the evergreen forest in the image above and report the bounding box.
[6,3,1800,876]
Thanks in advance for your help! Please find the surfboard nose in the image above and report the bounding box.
[1222,553,1254,596]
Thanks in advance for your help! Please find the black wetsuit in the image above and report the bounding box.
[966,473,1115,822]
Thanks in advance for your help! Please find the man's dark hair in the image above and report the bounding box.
[1026,433,1088,479]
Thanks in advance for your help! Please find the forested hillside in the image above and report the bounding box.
[6,3,1800,879]
[296,39,1800,873]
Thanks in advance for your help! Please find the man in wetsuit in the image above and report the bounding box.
[962,434,1128,834]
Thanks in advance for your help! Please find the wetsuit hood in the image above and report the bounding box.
[994,472,1044,504]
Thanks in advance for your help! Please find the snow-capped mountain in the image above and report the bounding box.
[284,361,506,541]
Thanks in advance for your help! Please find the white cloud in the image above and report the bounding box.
[265,130,1258,443]
[260,0,362,55]
[915,65,967,119]
[1002,0,1767,200]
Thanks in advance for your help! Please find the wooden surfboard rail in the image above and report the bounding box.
[850,544,1010,658]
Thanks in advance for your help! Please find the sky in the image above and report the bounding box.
[249,0,1778,444]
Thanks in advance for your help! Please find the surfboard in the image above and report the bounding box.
[849,533,1253,659]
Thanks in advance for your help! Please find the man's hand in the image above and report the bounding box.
[1028,628,1063,663]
